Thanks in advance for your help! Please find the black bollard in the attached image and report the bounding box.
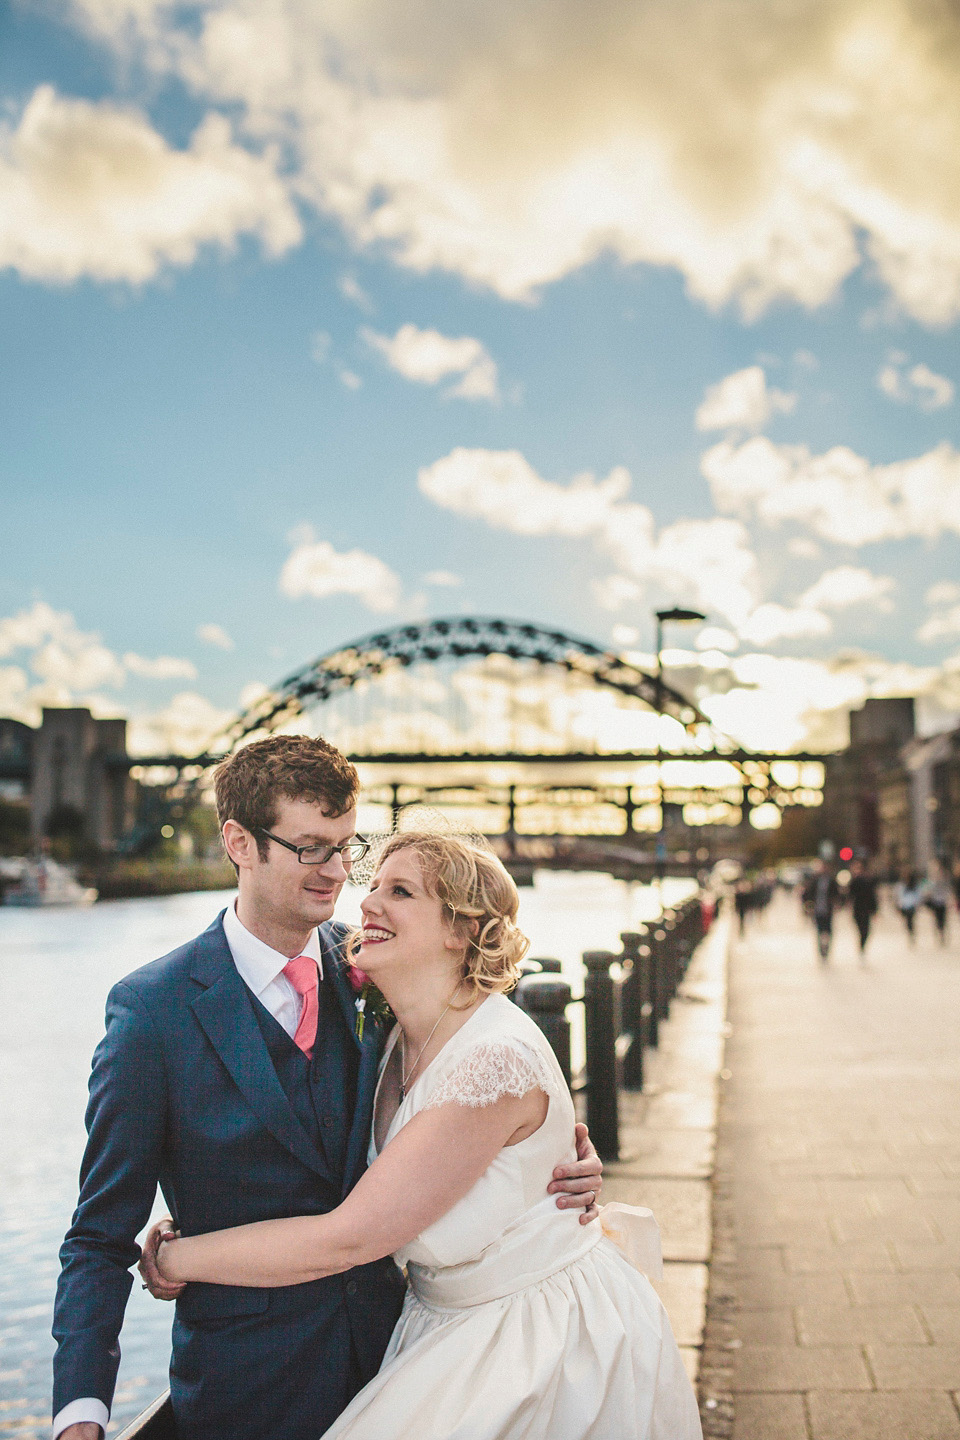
[516,973,573,1088]
[508,958,543,1003]
[661,916,680,1009]
[528,956,564,973]
[640,942,657,1048]
[582,950,620,1160]
[651,927,669,1021]
[619,930,647,1091]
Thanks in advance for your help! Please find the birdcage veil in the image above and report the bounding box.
[348,805,490,889]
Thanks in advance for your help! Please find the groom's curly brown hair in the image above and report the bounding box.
[214,734,359,863]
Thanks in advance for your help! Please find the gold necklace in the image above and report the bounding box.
[400,1000,454,1101]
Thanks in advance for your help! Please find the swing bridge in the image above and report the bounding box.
[128,617,827,872]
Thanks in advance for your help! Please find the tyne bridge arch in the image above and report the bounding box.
[174,616,824,865]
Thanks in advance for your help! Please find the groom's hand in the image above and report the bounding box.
[548,1122,603,1224]
[137,1217,185,1300]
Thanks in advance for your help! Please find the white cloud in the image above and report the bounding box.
[918,608,960,645]
[278,529,401,611]
[927,581,960,607]
[701,653,866,751]
[362,324,499,401]
[0,601,122,693]
[798,565,895,612]
[702,435,960,545]
[0,667,30,724]
[738,603,832,647]
[419,448,634,538]
[338,273,373,311]
[310,330,332,363]
[62,0,960,321]
[695,366,796,432]
[338,369,363,390]
[197,622,235,650]
[877,355,955,411]
[418,446,760,628]
[698,648,960,752]
[127,691,234,756]
[0,85,300,284]
[417,445,909,652]
[918,581,960,644]
[0,601,200,726]
[592,575,642,611]
[123,652,197,679]
[423,570,462,586]
[696,626,738,653]
[0,601,68,658]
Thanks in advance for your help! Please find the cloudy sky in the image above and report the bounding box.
[3,0,960,754]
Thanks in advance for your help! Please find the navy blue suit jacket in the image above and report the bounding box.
[53,912,405,1440]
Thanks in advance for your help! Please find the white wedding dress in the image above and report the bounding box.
[321,993,702,1440]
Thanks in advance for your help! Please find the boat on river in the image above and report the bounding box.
[1,857,97,906]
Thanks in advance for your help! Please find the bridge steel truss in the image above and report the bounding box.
[121,618,829,855]
[214,616,712,751]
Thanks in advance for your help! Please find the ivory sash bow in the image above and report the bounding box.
[598,1202,664,1280]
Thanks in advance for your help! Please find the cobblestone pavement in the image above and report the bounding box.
[722,889,960,1440]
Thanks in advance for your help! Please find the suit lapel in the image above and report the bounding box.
[190,917,329,1179]
[342,1016,387,1196]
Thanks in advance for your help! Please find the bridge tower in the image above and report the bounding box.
[30,708,135,851]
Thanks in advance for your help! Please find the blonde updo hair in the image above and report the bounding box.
[375,832,530,1001]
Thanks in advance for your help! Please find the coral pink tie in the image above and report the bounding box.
[282,955,319,1059]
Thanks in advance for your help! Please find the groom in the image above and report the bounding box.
[53,734,602,1440]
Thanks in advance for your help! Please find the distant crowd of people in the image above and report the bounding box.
[731,857,958,963]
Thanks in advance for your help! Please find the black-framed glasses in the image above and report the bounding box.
[256,828,371,867]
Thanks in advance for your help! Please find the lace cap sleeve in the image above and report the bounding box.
[422,1037,557,1111]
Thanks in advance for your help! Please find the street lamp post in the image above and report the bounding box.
[653,606,706,876]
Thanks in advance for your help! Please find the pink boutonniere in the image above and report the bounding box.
[346,962,393,1040]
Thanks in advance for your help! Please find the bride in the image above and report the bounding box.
[147,833,702,1439]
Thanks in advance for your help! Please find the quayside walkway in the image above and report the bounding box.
[711,888,960,1440]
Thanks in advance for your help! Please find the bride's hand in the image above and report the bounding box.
[548,1122,603,1224]
[138,1217,185,1300]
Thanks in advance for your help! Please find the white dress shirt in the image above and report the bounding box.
[222,898,324,1037]
[52,904,325,1438]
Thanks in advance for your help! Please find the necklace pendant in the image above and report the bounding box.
[399,1083,406,1101]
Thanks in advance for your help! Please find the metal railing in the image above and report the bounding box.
[515,895,709,1160]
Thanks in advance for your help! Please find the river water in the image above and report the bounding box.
[0,874,693,1437]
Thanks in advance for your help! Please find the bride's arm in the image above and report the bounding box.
[157,1088,547,1289]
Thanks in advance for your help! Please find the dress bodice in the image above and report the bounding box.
[369,994,585,1276]
[323,1000,701,1439]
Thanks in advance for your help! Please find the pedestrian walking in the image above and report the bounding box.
[734,879,751,935]
[895,870,922,944]
[924,862,952,946]
[802,860,839,962]
[848,859,879,960]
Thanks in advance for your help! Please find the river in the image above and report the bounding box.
[0,873,694,1437]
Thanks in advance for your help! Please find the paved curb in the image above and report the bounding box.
[697,1057,738,1437]
[603,911,733,1388]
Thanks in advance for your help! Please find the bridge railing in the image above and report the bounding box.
[514,895,711,1160]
